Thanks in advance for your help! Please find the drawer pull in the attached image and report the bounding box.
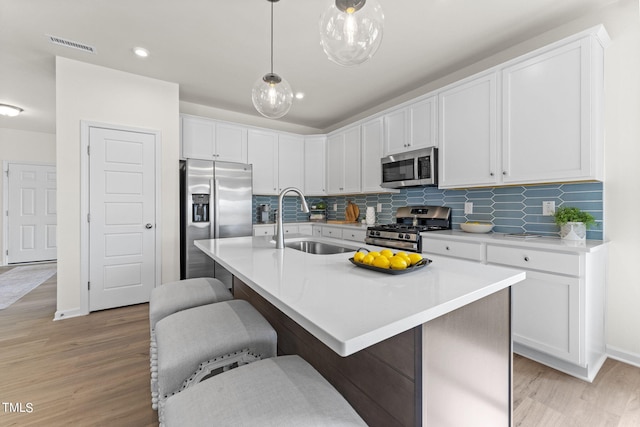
[523,256,529,262]
[445,246,450,251]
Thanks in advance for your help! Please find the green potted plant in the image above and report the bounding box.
[553,206,596,241]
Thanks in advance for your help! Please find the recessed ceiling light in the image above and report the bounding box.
[133,47,150,58]
[0,104,23,117]
[295,92,305,100]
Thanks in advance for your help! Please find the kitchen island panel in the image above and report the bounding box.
[234,277,421,427]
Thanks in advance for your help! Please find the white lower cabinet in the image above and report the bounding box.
[510,270,579,364]
[321,226,343,239]
[424,238,483,261]
[423,234,607,381]
[253,224,275,236]
[254,223,313,237]
[342,229,366,243]
[298,224,313,235]
[486,243,607,381]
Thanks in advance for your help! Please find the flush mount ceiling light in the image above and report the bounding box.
[319,0,384,66]
[133,47,150,58]
[0,104,23,117]
[252,0,293,119]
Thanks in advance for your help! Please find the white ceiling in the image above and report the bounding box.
[0,0,614,135]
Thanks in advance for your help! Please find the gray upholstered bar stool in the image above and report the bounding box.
[155,299,277,423]
[149,277,233,409]
[161,355,367,427]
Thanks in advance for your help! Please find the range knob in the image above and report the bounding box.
[405,234,412,240]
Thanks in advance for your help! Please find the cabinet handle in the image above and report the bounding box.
[523,256,529,262]
[503,171,507,175]
[445,246,450,251]
[490,172,494,177]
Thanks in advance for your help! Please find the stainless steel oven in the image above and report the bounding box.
[381,147,437,188]
[365,206,451,252]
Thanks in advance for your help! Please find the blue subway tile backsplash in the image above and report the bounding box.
[252,182,603,240]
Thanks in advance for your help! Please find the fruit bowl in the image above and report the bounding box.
[460,222,494,233]
[348,257,431,274]
[348,248,432,275]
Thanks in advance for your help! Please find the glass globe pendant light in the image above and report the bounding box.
[252,0,293,119]
[319,0,384,66]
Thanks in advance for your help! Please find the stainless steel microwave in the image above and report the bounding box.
[381,147,437,188]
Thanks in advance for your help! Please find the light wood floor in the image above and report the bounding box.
[1,271,639,426]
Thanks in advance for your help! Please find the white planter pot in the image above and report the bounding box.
[560,222,586,241]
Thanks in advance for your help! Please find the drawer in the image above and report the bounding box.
[321,226,343,239]
[487,245,580,276]
[253,225,275,236]
[343,229,366,243]
[425,239,483,261]
[298,224,313,235]
[283,225,299,234]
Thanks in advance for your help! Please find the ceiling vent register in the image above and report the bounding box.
[46,35,96,54]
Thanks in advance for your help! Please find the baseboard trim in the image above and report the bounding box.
[606,345,640,369]
[514,342,606,382]
[54,308,87,321]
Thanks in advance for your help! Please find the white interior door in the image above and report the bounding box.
[7,163,57,264]
[89,127,157,311]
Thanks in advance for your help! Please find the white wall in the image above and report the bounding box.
[55,57,180,318]
[0,128,56,263]
[600,0,640,365]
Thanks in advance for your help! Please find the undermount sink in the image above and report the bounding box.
[284,240,356,255]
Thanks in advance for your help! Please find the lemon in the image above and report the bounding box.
[388,255,408,268]
[380,249,394,259]
[390,257,408,270]
[372,256,390,269]
[362,254,375,265]
[408,253,423,266]
[396,252,411,265]
[353,251,367,263]
[368,251,381,258]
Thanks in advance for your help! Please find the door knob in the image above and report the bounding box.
[145,223,153,229]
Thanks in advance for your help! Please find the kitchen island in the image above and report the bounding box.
[195,235,526,426]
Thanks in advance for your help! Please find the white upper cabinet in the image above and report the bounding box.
[438,72,499,188]
[361,117,386,193]
[278,134,305,192]
[304,136,327,196]
[501,36,604,184]
[327,126,361,195]
[181,115,247,163]
[248,129,305,195]
[439,26,607,189]
[383,96,437,155]
[247,129,279,195]
[215,122,248,163]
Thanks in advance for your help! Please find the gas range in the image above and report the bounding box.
[365,206,451,252]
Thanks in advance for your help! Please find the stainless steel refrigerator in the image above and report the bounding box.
[180,159,253,287]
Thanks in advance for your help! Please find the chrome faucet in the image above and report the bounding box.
[275,187,309,249]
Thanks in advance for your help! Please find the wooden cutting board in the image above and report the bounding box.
[345,201,359,222]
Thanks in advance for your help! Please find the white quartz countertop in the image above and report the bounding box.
[195,235,526,357]
[424,229,607,253]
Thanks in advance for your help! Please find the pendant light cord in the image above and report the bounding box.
[270,0,274,74]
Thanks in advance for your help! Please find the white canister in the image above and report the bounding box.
[365,206,376,225]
